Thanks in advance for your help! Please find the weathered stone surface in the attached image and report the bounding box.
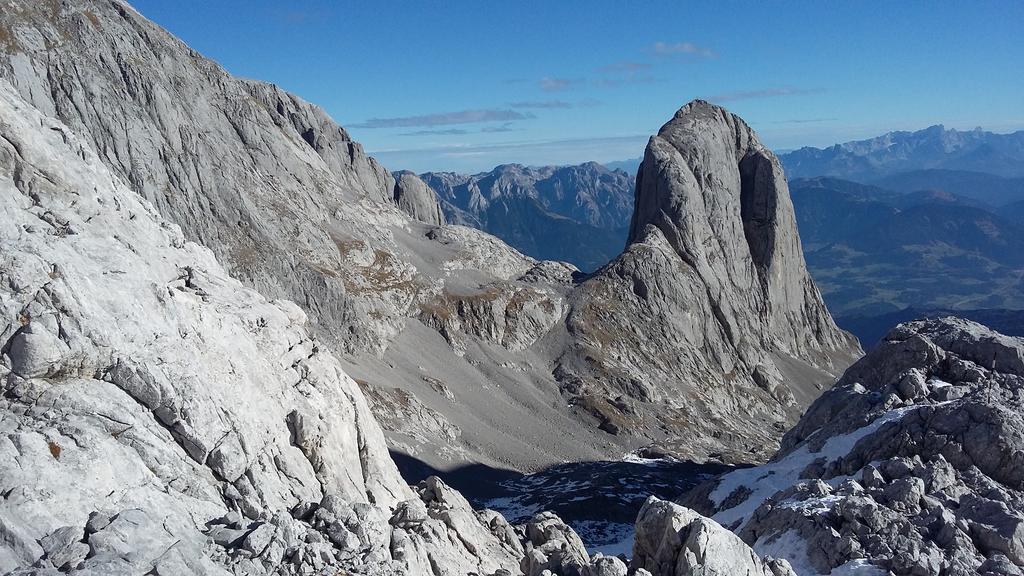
[0,79,521,575]
[0,0,624,473]
[0,1,859,472]
[631,497,793,576]
[393,170,446,226]
[521,511,591,576]
[0,0,549,368]
[680,317,1024,575]
[559,100,861,463]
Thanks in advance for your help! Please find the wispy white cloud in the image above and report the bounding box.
[598,61,652,73]
[398,123,523,137]
[593,74,661,88]
[481,122,518,133]
[369,133,653,172]
[399,128,471,136]
[509,100,573,109]
[768,117,838,124]
[508,99,603,109]
[352,109,536,129]
[708,87,824,102]
[539,77,584,92]
[370,133,650,157]
[653,41,716,58]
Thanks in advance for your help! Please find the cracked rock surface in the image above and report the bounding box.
[631,497,796,576]
[559,100,861,462]
[0,79,523,575]
[677,317,1024,575]
[0,0,619,472]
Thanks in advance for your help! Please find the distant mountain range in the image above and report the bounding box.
[870,169,1024,206]
[779,124,1024,180]
[420,162,635,271]
[836,307,1024,348]
[602,158,642,174]
[790,176,1024,344]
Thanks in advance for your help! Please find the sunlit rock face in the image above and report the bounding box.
[0,76,530,575]
[560,100,861,463]
[680,317,1024,575]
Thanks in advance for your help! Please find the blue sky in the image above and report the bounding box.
[131,1,1024,173]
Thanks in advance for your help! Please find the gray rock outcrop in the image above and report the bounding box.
[0,0,600,472]
[0,79,522,575]
[679,317,1024,575]
[631,497,795,576]
[559,100,861,462]
[0,0,531,361]
[393,171,446,226]
[519,512,629,576]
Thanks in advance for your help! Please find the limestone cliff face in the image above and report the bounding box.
[560,101,861,462]
[629,100,851,358]
[0,0,589,471]
[0,0,483,357]
[0,80,524,575]
[392,171,446,226]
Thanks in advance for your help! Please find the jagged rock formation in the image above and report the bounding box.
[0,78,529,575]
[424,162,633,231]
[422,163,634,272]
[0,0,857,472]
[0,0,542,363]
[677,317,1024,575]
[2,0,405,355]
[558,101,861,462]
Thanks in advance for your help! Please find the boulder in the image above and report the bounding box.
[631,497,789,576]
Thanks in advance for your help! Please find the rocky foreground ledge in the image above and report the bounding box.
[669,317,1024,576]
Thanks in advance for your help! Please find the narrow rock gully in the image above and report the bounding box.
[392,451,735,557]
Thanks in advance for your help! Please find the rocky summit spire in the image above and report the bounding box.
[560,100,861,462]
[630,99,850,357]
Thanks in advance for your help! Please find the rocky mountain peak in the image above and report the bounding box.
[629,98,766,248]
[780,123,1024,179]
[559,100,860,462]
[628,97,853,359]
[421,161,635,271]
[3,0,864,548]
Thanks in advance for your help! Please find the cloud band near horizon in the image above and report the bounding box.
[352,108,535,129]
